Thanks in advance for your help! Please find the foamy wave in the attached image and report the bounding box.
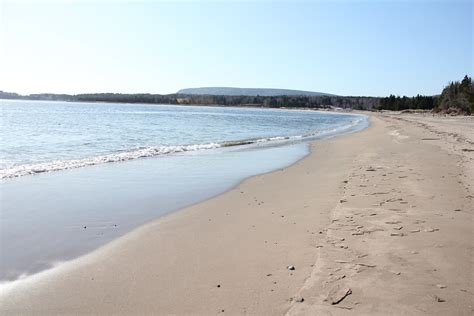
[0,143,221,179]
[1,116,366,180]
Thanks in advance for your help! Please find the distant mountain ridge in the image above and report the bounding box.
[177,87,333,97]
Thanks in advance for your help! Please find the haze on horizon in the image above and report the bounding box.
[0,0,472,97]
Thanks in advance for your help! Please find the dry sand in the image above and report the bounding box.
[1,113,473,315]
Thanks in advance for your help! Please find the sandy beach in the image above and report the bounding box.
[1,113,473,315]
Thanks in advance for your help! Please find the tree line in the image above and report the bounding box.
[435,75,474,115]
[377,94,436,111]
[0,91,379,110]
[377,75,473,114]
[1,75,472,114]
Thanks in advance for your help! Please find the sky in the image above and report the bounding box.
[0,0,472,97]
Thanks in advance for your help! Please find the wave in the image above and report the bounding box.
[0,143,221,179]
[0,117,366,180]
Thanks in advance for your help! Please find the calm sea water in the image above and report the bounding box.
[0,100,368,282]
[1,100,365,178]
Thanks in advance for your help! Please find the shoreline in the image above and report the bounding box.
[0,113,367,283]
[0,100,366,180]
[1,113,473,315]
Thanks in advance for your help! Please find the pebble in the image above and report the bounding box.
[326,285,352,305]
[436,284,447,289]
[390,232,405,237]
[385,221,402,224]
[287,265,295,271]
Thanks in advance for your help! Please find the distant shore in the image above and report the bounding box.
[1,113,473,315]
[0,96,350,111]
[0,91,378,111]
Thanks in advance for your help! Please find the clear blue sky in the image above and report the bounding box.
[0,0,472,96]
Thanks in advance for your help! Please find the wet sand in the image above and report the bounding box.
[1,113,473,315]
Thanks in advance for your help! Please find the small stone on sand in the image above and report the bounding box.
[385,221,402,224]
[326,285,352,305]
[391,232,405,237]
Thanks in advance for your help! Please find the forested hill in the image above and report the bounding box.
[177,87,332,97]
[0,91,378,110]
[1,75,472,114]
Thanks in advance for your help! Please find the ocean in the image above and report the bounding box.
[0,100,368,281]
